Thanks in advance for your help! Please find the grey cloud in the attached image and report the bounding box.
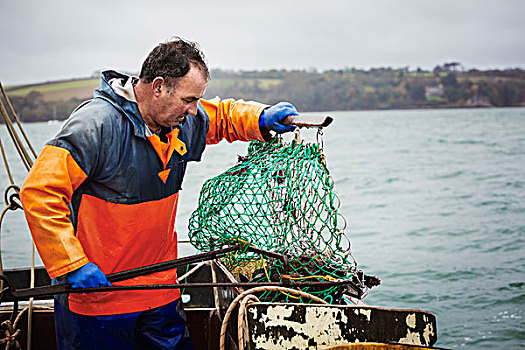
[1,0,524,85]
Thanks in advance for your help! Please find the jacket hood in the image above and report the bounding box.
[94,70,146,138]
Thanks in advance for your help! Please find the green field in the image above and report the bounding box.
[406,72,448,77]
[5,76,282,101]
[6,78,100,96]
[208,77,282,89]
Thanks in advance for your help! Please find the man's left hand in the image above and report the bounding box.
[259,102,299,134]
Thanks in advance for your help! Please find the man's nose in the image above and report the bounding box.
[187,101,198,116]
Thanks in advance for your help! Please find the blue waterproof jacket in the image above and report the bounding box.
[20,70,266,315]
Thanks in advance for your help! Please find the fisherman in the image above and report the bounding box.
[19,37,298,349]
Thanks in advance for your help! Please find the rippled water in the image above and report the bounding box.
[0,107,523,349]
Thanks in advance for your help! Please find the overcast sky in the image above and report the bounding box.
[1,0,524,85]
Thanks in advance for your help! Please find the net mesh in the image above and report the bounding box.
[188,137,361,303]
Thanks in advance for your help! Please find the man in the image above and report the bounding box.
[20,37,298,349]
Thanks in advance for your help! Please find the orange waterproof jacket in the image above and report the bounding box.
[20,71,266,316]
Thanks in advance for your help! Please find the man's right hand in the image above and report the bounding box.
[66,262,112,289]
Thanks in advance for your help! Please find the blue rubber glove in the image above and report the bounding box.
[66,262,112,289]
[259,102,299,134]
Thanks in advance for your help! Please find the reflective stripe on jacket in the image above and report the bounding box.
[20,70,266,315]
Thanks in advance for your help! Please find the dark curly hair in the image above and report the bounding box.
[139,37,209,88]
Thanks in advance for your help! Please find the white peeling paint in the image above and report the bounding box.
[258,305,294,328]
[248,305,435,348]
[406,313,416,329]
[423,320,435,345]
[252,305,349,349]
[359,309,371,322]
[340,309,348,324]
[250,307,258,320]
[398,329,423,346]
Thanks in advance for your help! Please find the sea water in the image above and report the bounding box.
[0,107,523,349]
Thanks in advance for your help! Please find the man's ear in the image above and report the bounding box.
[152,77,164,96]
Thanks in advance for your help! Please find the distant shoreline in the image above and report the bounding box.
[3,67,524,122]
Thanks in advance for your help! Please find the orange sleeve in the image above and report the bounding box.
[20,145,89,279]
[200,97,268,144]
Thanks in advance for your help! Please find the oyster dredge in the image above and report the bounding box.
[0,37,443,350]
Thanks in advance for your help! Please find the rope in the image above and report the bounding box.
[0,185,21,291]
[0,83,37,159]
[28,244,35,350]
[177,261,206,282]
[0,84,39,350]
[237,294,259,350]
[0,137,14,185]
[0,100,31,171]
[0,319,21,349]
[0,206,10,292]
[0,303,28,350]
[0,302,52,349]
[219,286,328,350]
[189,138,363,303]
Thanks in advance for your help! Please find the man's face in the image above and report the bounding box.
[151,65,207,128]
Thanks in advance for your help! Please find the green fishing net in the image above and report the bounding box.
[188,137,364,303]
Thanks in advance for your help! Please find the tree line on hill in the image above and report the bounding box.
[4,65,525,123]
[3,91,84,123]
[204,66,525,111]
